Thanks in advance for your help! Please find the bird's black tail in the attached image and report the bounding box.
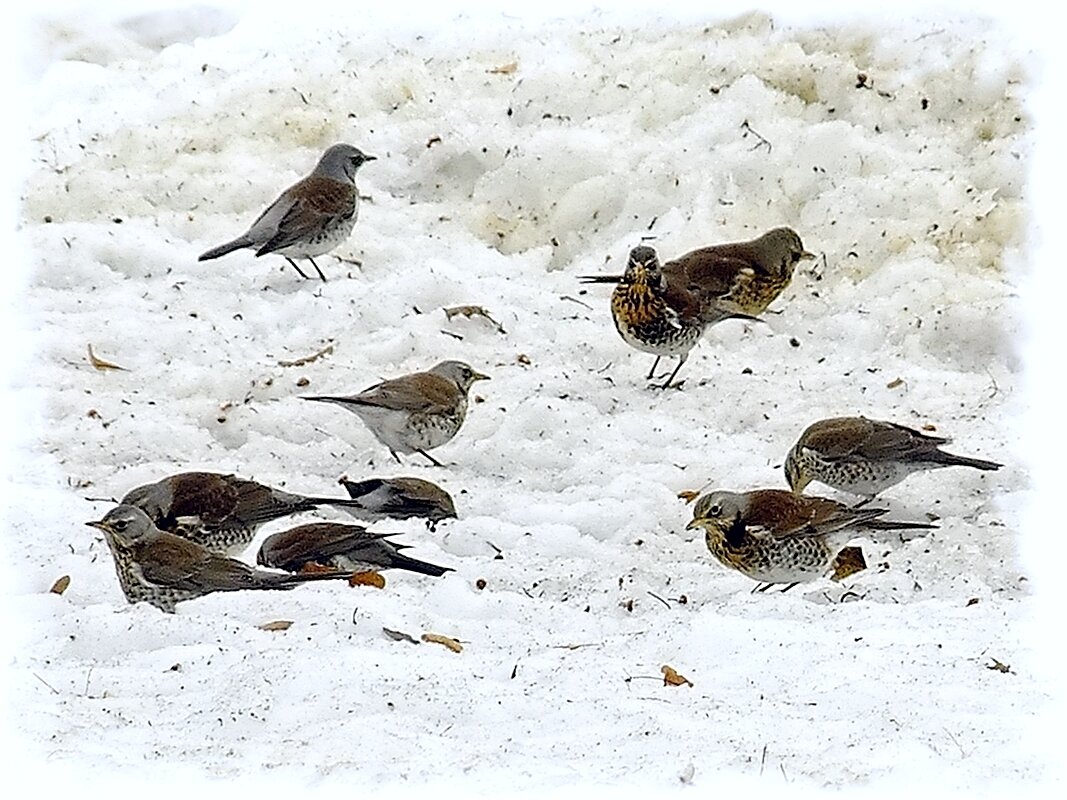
[929,451,1003,472]
[577,274,623,284]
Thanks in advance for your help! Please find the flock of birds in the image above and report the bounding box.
[85,142,1004,612]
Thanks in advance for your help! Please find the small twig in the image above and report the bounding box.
[759,744,768,776]
[560,295,593,310]
[740,120,772,153]
[646,591,671,610]
[33,673,59,694]
[277,342,334,367]
[440,329,464,341]
[943,727,967,758]
[83,667,94,696]
[84,495,118,503]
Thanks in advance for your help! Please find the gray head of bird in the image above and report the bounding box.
[429,360,491,393]
[686,490,745,531]
[622,245,666,288]
[317,143,377,181]
[86,504,157,543]
[756,228,816,275]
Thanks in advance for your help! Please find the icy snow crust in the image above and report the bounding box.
[12,8,1041,793]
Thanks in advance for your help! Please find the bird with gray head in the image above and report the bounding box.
[120,470,388,556]
[579,228,813,388]
[304,361,490,467]
[784,416,1002,502]
[686,488,935,592]
[257,522,453,578]
[198,143,376,281]
[87,505,352,613]
[338,476,457,529]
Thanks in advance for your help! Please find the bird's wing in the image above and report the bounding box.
[264,523,391,567]
[353,373,457,414]
[134,535,217,587]
[745,490,885,539]
[165,473,240,528]
[805,419,948,463]
[255,176,355,256]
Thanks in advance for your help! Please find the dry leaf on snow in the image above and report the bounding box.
[830,546,867,582]
[49,575,71,595]
[422,632,463,653]
[349,570,386,589]
[443,305,507,334]
[661,665,693,687]
[258,620,293,632]
[87,344,127,371]
[677,490,700,503]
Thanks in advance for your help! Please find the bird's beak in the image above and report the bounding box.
[472,371,491,382]
[800,250,816,261]
[685,518,703,531]
[364,154,378,162]
[85,520,111,532]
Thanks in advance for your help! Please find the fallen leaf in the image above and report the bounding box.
[443,305,507,334]
[922,424,937,432]
[886,377,905,389]
[516,353,531,365]
[422,632,463,653]
[488,61,518,74]
[383,627,420,644]
[677,490,700,503]
[830,546,867,582]
[277,342,334,367]
[257,620,293,632]
[966,597,980,607]
[87,344,127,371]
[987,658,1013,674]
[349,570,386,589]
[661,665,693,687]
[299,562,338,575]
[49,575,71,595]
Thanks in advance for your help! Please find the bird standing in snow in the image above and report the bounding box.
[579,228,813,388]
[304,361,490,467]
[87,505,352,613]
[338,476,457,528]
[198,143,375,281]
[784,416,1002,502]
[686,488,935,591]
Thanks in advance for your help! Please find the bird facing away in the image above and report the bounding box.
[686,488,935,591]
[121,471,383,556]
[256,522,453,577]
[87,505,352,613]
[579,228,813,388]
[198,143,376,281]
[304,361,490,467]
[784,416,1003,501]
[338,476,457,528]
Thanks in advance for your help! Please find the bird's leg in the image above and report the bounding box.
[306,257,327,282]
[416,449,445,468]
[779,582,799,593]
[753,582,774,594]
[645,357,662,380]
[285,257,312,280]
[853,496,876,509]
[389,449,403,464]
[655,356,687,390]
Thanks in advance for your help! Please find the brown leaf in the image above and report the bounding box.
[987,658,1013,674]
[488,61,518,74]
[886,377,905,389]
[443,305,507,334]
[661,665,693,687]
[830,546,867,582]
[421,632,463,653]
[922,424,937,432]
[49,575,71,595]
[677,490,700,503]
[257,620,293,632]
[349,570,386,589]
[87,344,127,371]
[298,562,338,575]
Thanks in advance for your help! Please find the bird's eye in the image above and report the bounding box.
[709,505,721,516]
[112,520,128,531]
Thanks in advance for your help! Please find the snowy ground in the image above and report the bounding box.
[6,3,1060,795]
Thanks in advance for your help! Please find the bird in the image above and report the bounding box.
[304,361,490,466]
[198,143,376,281]
[685,488,935,591]
[256,522,453,578]
[784,416,1003,502]
[87,505,352,613]
[338,476,457,529]
[579,228,813,388]
[120,471,385,556]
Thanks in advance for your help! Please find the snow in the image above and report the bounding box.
[5,1,1061,795]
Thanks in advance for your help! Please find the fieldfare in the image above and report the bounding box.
[304,360,489,466]
[580,228,813,387]
[338,476,457,528]
[686,488,935,591]
[784,416,1002,501]
[256,522,453,577]
[87,505,352,613]
[198,143,375,281]
[121,471,379,556]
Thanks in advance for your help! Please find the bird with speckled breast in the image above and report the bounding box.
[686,488,935,591]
